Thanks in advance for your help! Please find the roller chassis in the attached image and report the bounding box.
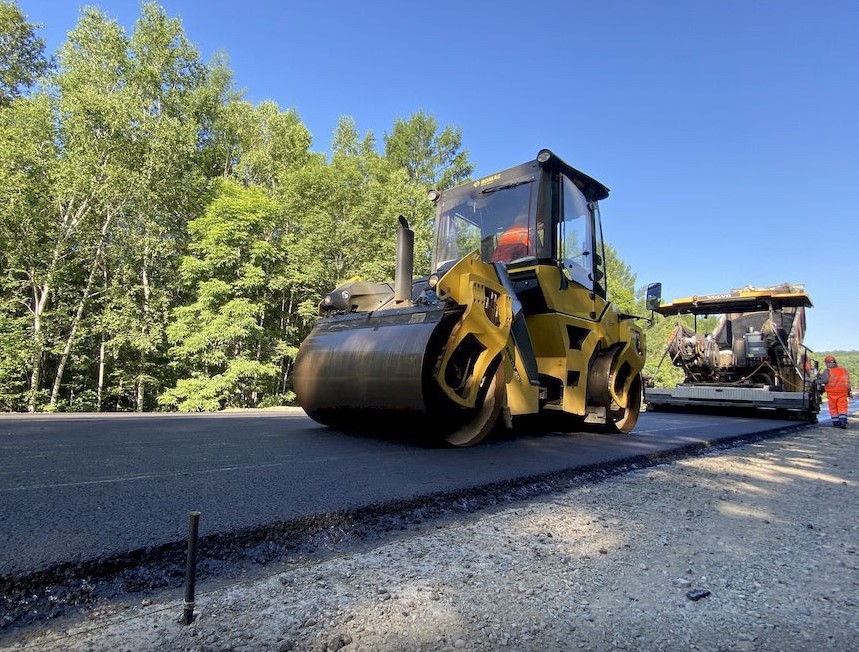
[294,150,647,445]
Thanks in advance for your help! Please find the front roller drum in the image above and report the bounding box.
[294,310,505,446]
[295,312,441,425]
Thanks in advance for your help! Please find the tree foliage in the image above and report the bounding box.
[160,180,284,410]
[0,2,474,412]
[384,110,472,190]
[604,243,637,315]
[0,0,50,105]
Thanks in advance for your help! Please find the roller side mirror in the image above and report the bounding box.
[645,282,662,312]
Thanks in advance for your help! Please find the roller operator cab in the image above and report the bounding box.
[294,150,647,446]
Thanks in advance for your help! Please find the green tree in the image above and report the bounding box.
[290,117,431,300]
[0,57,119,414]
[236,100,312,189]
[382,111,474,273]
[0,0,50,105]
[194,51,246,178]
[209,97,316,397]
[604,243,637,315]
[27,7,140,411]
[160,180,286,411]
[0,93,56,408]
[0,3,225,411]
[95,2,221,411]
[383,110,473,190]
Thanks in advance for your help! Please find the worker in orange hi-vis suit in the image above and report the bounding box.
[491,226,530,262]
[491,214,532,263]
[820,355,852,429]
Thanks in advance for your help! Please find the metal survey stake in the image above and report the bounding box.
[182,511,200,625]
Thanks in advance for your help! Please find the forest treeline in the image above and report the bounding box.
[0,2,482,412]
[0,2,851,413]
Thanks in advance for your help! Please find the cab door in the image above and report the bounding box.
[590,201,609,318]
[557,174,598,320]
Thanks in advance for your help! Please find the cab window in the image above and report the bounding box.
[558,176,593,290]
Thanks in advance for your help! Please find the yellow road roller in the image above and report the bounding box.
[294,149,653,445]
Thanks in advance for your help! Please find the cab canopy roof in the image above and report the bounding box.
[656,284,812,316]
[447,149,610,203]
[536,149,610,201]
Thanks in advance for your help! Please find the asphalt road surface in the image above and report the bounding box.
[0,407,829,579]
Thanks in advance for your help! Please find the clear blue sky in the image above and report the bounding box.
[20,0,859,351]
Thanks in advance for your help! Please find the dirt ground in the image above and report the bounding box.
[2,419,858,652]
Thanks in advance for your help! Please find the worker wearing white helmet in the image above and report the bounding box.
[820,355,852,429]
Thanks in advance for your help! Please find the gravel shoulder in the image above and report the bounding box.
[3,421,858,652]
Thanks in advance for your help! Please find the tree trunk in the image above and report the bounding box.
[135,375,145,412]
[256,305,265,361]
[277,287,296,396]
[28,250,61,412]
[97,336,106,412]
[27,199,91,411]
[27,284,48,413]
[136,241,152,412]
[96,264,108,412]
[49,213,113,409]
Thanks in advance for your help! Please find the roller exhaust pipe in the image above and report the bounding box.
[395,215,414,303]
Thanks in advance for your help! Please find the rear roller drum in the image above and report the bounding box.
[606,373,642,434]
[442,367,505,447]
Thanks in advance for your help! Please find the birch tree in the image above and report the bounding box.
[98,2,218,411]
[383,110,473,190]
[0,94,56,409]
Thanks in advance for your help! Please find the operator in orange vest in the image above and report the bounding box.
[491,214,531,263]
[820,355,852,429]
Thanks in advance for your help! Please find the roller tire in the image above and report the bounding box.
[606,373,642,434]
[443,367,505,447]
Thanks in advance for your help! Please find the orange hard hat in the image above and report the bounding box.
[824,355,836,363]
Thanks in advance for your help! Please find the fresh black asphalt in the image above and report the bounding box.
[0,408,824,580]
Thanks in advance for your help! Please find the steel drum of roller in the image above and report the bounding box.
[294,308,442,420]
[294,300,505,446]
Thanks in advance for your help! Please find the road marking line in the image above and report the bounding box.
[3,461,289,492]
